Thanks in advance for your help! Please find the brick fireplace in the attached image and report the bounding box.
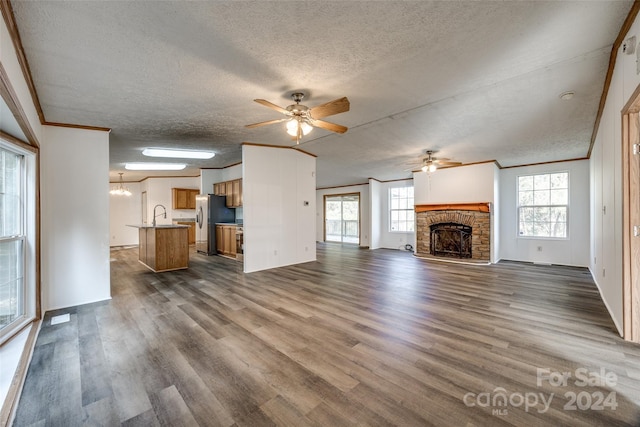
[415,203,491,262]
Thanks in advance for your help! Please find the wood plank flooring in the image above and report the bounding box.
[12,244,640,426]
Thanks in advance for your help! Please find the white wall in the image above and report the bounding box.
[222,163,242,181]
[316,183,370,247]
[200,169,222,194]
[413,162,497,204]
[589,18,640,334]
[243,145,316,273]
[369,179,381,249]
[413,162,499,262]
[109,181,142,246]
[499,160,590,266]
[144,176,200,224]
[40,125,111,311]
[376,179,415,251]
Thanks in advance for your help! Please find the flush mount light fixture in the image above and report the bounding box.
[125,162,186,171]
[109,172,132,196]
[559,91,575,100]
[142,148,215,159]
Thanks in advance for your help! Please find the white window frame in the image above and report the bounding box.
[517,171,569,240]
[389,186,415,233]
[0,140,36,345]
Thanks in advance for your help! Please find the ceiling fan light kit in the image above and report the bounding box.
[246,91,350,143]
[405,150,462,173]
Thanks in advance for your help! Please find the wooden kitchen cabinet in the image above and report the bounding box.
[215,224,237,257]
[222,225,237,256]
[213,179,243,208]
[225,181,234,207]
[215,225,224,253]
[176,221,196,244]
[172,188,199,209]
[213,182,225,196]
[232,179,242,207]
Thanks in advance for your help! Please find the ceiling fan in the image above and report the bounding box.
[245,92,350,143]
[404,150,462,173]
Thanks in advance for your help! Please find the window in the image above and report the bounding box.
[0,147,25,336]
[518,172,568,238]
[389,186,414,232]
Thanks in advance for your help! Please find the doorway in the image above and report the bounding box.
[324,193,360,244]
[622,85,640,343]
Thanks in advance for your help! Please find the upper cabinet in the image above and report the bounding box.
[213,179,242,207]
[172,188,199,209]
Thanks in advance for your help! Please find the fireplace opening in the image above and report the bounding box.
[430,223,472,258]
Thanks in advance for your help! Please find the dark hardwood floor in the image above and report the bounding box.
[12,244,640,426]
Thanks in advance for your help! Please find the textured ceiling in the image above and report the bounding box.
[10,1,633,187]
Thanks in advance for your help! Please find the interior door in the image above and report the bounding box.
[324,193,360,244]
[623,101,640,343]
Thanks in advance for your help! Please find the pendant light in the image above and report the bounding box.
[110,173,132,196]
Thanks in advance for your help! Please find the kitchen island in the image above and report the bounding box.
[129,225,189,272]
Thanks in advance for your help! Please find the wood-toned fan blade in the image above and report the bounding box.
[435,161,462,166]
[312,119,348,134]
[254,99,289,115]
[310,97,350,119]
[245,118,288,128]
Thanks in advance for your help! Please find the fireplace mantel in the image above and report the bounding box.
[415,202,490,213]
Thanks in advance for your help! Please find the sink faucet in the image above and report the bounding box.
[152,204,167,227]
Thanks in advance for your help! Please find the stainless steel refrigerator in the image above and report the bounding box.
[195,194,235,255]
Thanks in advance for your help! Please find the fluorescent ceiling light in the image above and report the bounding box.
[142,148,215,159]
[125,163,186,171]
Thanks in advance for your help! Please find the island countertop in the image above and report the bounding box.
[127,224,190,229]
[131,225,189,272]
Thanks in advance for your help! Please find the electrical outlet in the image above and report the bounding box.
[274,250,277,256]
[537,246,542,252]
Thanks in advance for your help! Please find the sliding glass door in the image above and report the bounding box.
[324,193,360,244]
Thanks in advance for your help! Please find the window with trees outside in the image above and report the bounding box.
[389,186,414,232]
[518,172,568,238]
[0,146,25,337]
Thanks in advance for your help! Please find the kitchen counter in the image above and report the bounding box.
[215,222,243,226]
[128,225,189,272]
[130,224,190,229]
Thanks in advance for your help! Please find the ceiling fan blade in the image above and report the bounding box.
[312,119,348,134]
[254,99,289,115]
[310,97,350,119]
[245,118,288,128]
